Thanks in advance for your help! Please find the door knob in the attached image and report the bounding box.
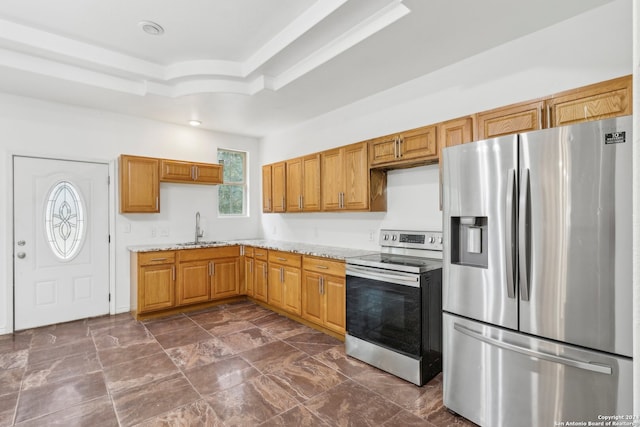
[17,252,26,259]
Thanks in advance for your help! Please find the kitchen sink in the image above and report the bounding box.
[176,241,224,246]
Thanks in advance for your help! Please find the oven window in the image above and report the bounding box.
[346,274,421,358]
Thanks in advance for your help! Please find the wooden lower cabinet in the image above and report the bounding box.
[177,260,210,306]
[254,259,269,302]
[131,246,241,318]
[268,250,302,316]
[211,257,240,299]
[301,256,346,335]
[131,251,176,314]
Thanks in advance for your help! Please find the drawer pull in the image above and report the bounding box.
[150,258,167,262]
[277,257,287,262]
[316,265,329,269]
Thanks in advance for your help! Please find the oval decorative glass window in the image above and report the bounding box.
[45,181,85,260]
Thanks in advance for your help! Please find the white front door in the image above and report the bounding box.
[13,156,110,330]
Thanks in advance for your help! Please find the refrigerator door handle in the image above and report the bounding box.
[518,168,531,301]
[453,323,613,375]
[505,168,516,299]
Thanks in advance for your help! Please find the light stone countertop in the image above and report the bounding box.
[128,239,378,261]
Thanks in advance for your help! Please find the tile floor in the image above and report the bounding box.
[0,300,476,426]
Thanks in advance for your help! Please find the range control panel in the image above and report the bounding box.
[379,229,443,251]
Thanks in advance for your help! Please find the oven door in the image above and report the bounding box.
[346,264,421,358]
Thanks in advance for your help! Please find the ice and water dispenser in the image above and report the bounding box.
[450,216,488,268]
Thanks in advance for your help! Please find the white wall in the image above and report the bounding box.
[0,95,260,333]
[260,0,632,250]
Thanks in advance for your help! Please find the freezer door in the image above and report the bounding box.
[519,116,632,357]
[443,136,518,329]
[443,313,632,427]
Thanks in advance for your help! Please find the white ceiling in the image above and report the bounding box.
[0,0,615,137]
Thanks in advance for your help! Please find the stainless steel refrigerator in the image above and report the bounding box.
[442,116,633,426]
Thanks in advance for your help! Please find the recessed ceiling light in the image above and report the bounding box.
[189,120,202,127]
[139,21,164,36]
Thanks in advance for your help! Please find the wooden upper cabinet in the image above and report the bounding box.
[119,155,160,213]
[320,147,343,211]
[322,142,373,211]
[369,125,438,168]
[286,154,321,212]
[262,164,272,213]
[160,159,222,184]
[272,162,287,213]
[476,99,545,140]
[546,75,632,127]
[438,116,475,151]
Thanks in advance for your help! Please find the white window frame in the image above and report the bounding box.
[217,148,248,217]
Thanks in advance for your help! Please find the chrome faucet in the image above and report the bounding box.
[195,211,204,243]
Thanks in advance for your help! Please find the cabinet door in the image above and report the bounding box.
[262,165,272,213]
[438,116,475,151]
[302,154,321,212]
[245,257,254,297]
[400,125,437,162]
[546,75,632,127]
[320,148,343,211]
[282,266,302,316]
[477,100,545,139]
[302,271,323,326]
[272,162,287,213]
[268,265,284,308]
[177,260,210,306]
[119,155,159,213]
[211,257,240,299]
[286,157,303,212]
[194,163,223,184]
[342,143,369,210]
[160,159,193,182]
[254,259,268,302]
[323,274,346,334]
[139,264,175,313]
[369,134,399,166]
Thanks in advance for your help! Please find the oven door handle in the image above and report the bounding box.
[346,265,420,288]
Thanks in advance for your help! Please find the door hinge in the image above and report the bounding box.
[108,235,111,243]
[108,293,111,302]
[107,175,111,185]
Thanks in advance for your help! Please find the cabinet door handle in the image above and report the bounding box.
[280,267,284,283]
[546,105,552,128]
[172,266,175,281]
[195,166,199,180]
[156,197,159,210]
[394,136,399,158]
[212,262,216,275]
[250,259,253,273]
[299,195,303,209]
[263,264,268,278]
[398,137,403,158]
[191,165,194,180]
[538,106,543,129]
[320,276,325,294]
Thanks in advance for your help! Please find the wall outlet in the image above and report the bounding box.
[368,230,375,242]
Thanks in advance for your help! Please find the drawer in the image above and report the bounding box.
[178,245,240,262]
[254,248,268,259]
[303,256,345,276]
[138,251,176,266]
[243,246,255,257]
[268,250,302,268]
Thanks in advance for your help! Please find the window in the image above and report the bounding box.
[45,181,86,260]
[217,149,247,215]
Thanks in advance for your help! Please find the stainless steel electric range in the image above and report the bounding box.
[345,229,443,386]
